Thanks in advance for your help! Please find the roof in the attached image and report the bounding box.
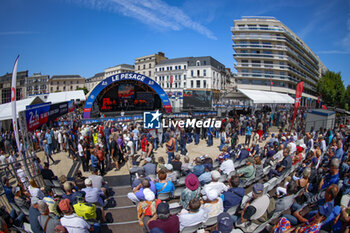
[45,90,86,104]
[87,72,105,80]
[51,75,84,80]
[238,89,294,104]
[157,57,192,65]
[0,96,44,121]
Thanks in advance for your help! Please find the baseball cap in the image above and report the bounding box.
[217,212,234,233]
[31,197,40,205]
[207,190,219,201]
[253,183,264,194]
[156,202,170,215]
[84,178,92,186]
[211,170,221,180]
[145,157,152,163]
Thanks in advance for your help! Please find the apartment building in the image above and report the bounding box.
[135,52,167,79]
[0,71,28,104]
[26,73,49,97]
[154,56,229,109]
[231,16,326,105]
[49,75,85,93]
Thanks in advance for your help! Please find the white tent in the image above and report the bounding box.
[0,96,44,121]
[238,89,294,104]
[45,90,86,104]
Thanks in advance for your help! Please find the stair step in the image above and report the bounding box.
[106,207,138,223]
[113,195,134,207]
[111,186,132,196]
[101,221,142,233]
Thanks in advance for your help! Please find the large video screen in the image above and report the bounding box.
[135,92,154,109]
[183,90,212,109]
[118,83,134,98]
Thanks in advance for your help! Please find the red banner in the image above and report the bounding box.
[170,76,174,84]
[290,81,304,131]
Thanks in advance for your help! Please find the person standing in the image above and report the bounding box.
[78,140,88,172]
[94,144,105,176]
[166,133,176,164]
[45,129,53,157]
[245,124,252,146]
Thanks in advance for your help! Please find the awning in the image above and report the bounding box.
[45,90,86,104]
[238,89,294,104]
[0,96,44,121]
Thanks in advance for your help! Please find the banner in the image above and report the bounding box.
[290,81,304,131]
[25,101,74,131]
[11,56,21,154]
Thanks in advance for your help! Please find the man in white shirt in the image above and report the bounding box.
[202,170,228,199]
[288,139,297,155]
[271,145,284,165]
[219,156,235,176]
[178,198,209,231]
[59,199,91,233]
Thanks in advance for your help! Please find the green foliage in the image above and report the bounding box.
[76,86,89,95]
[345,85,350,107]
[317,71,345,108]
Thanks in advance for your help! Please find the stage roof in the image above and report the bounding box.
[238,89,295,104]
[0,97,44,121]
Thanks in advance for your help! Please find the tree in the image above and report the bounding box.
[76,86,89,95]
[317,71,345,108]
[345,85,350,107]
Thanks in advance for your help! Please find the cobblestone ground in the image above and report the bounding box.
[36,126,279,179]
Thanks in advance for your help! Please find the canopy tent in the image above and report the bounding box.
[44,90,86,104]
[0,96,44,121]
[237,89,294,104]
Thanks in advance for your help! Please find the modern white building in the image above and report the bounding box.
[231,16,327,106]
[154,56,229,110]
[104,64,134,78]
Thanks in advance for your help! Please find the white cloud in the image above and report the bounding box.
[67,0,217,39]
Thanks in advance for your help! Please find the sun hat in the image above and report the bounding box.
[185,173,199,191]
[143,188,155,201]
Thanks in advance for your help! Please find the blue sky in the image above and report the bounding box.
[0,0,349,85]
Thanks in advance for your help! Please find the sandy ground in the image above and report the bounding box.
[34,127,279,181]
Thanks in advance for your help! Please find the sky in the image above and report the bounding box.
[0,0,349,85]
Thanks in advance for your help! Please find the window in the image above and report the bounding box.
[70,81,73,84]
[76,81,79,84]
[196,80,200,88]
[138,65,140,70]
[179,65,181,69]
[203,60,207,65]
[191,81,194,88]
[197,70,200,76]
[63,81,66,84]
[143,64,146,69]
[63,86,66,91]
[149,63,152,68]
[203,69,206,76]
[196,61,200,66]
[51,87,53,92]
[191,70,194,76]
[70,86,73,90]
[57,81,59,85]
[184,75,186,80]
[149,71,152,76]
[203,80,207,88]
[184,65,186,69]
[56,86,59,91]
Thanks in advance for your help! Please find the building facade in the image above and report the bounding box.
[231,17,326,104]
[26,73,49,97]
[104,64,134,78]
[154,56,229,110]
[49,75,85,93]
[86,72,104,92]
[0,71,28,104]
[135,52,167,79]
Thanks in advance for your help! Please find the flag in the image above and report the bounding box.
[170,76,174,84]
[11,56,21,157]
[290,81,304,131]
[322,105,327,110]
[270,76,273,86]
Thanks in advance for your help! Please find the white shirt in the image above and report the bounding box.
[16,168,27,184]
[127,140,134,156]
[60,214,90,233]
[28,186,44,199]
[78,143,84,157]
[220,159,235,175]
[202,182,228,197]
[8,155,16,164]
[179,208,209,231]
[320,140,326,152]
[0,154,6,165]
[289,142,297,155]
[58,132,63,143]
